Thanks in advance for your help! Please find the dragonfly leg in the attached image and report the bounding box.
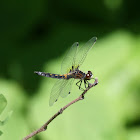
[79,80,83,89]
[84,80,89,88]
[85,80,91,87]
[76,80,84,91]
[76,80,81,89]
[84,80,86,88]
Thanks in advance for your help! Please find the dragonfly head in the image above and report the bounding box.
[85,71,93,80]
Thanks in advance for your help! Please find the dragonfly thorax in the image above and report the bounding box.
[68,69,93,81]
[67,69,85,80]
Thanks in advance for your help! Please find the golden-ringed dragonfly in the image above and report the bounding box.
[34,37,97,106]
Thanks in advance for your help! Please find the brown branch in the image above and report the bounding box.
[23,78,98,140]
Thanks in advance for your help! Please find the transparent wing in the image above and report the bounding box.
[75,37,97,68]
[49,79,67,106]
[61,42,79,74]
[60,78,75,98]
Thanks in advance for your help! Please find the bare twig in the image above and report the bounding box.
[23,78,98,140]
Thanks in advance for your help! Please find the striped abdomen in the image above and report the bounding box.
[34,71,70,79]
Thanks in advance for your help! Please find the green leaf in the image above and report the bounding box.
[0,131,3,136]
[0,111,13,126]
[0,94,7,115]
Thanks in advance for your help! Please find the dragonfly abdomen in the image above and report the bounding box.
[34,71,69,79]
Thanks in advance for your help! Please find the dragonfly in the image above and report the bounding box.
[34,37,97,106]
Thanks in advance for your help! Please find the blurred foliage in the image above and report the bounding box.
[0,0,140,140]
[0,94,8,136]
[0,94,7,115]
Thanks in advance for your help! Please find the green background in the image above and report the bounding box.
[0,0,140,140]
